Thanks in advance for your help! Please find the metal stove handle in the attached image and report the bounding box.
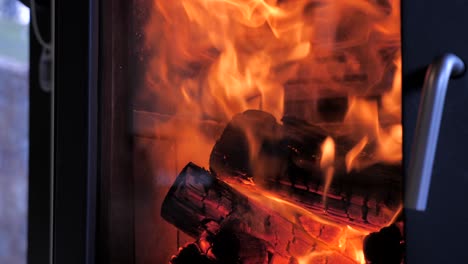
[406,53,465,211]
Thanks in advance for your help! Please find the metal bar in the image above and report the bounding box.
[406,53,465,211]
[86,0,99,262]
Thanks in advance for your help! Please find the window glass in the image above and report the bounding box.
[0,1,29,264]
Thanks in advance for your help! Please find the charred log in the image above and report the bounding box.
[170,226,270,264]
[211,227,270,264]
[170,244,215,264]
[161,163,356,263]
[210,110,401,226]
[209,109,283,178]
[363,223,404,264]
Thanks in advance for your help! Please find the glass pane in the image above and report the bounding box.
[127,0,402,263]
[0,1,29,264]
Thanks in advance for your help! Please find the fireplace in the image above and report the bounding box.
[28,0,468,264]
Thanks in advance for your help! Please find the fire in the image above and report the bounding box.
[345,136,368,172]
[297,225,368,264]
[143,0,401,168]
[145,0,312,123]
[225,178,371,264]
[320,137,335,207]
[343,58,402,170]
[320,137,336,169]
[378,58,403,163]
[143,0,402,262]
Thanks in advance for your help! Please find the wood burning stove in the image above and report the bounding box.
[27,0,468,264]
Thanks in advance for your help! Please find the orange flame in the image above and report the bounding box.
[225,179,371,264]
[142,0,402,262]
[320,137,335,207]
[145,0,313,123]
[143,0,402,168]
[343,58,402,169]
[320,137,336,169]
[346,136,368,172]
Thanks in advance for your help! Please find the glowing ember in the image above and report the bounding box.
[224,177,371,264]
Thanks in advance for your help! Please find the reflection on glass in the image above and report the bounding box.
[0,1,29,264]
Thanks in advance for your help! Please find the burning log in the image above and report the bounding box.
[209,110,401,227]
[170,243,215,264]
[161,163,360,264]
[170,228,270,264]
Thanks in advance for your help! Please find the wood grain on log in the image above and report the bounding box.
[162,163,359,264]
[209,110,401,227]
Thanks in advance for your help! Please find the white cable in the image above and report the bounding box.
[30,0,51,50]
